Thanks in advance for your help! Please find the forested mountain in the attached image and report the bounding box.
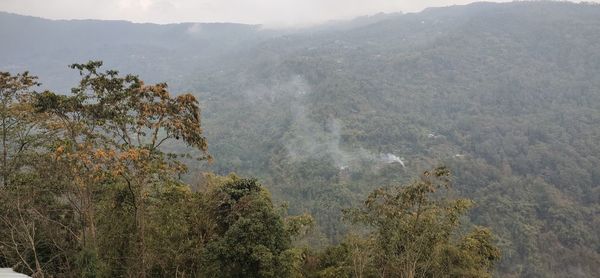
[1,2,600,277]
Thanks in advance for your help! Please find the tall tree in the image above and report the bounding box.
[35,61,209,276]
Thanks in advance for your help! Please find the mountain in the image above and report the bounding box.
[2,2,600,277]
[0,11,278,91]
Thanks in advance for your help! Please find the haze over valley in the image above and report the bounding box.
[1,1,600,277]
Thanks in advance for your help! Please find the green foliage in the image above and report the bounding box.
[339,167,500,277]
[202,178,294,277]
[180,3,600,276]
[0,71,43,187]
[0,66,312,277]
[8,2,600,274]
[300,169,500,278]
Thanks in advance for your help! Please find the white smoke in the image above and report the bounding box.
[285,107,354,168]
[380,153,406,167]
[244,75,407,170]
[285,101,406,170]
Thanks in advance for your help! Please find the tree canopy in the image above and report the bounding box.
[0,65,500,277]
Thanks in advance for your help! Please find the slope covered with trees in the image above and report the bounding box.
[0,65,498,277]
[188,3,600,276]
[1,2,600,277]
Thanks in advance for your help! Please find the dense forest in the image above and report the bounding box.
[1,1,600,277]
[0,63,498,277]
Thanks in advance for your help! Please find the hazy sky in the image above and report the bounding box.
[0,0,595,27]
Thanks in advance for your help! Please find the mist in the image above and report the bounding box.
[1,1,600,277]
[0,0,517,27]
[260,76,407,170]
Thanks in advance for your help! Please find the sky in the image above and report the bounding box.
[0,0,595,27]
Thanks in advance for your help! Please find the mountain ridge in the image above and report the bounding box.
[2,2,600,277]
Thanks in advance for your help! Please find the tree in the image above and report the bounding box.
[2,63,323,278]
[34,61,209,276]
[344,167,500,278]
[0,72,77,278]
[201,178,294,278]
[0,71,43,187]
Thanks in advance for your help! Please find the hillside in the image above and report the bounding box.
[1,2,600,277]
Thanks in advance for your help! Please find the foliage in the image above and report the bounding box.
[201,178,294,277]
[306,167,500,278]
[4,3,598,275]
[0,65,316,277]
